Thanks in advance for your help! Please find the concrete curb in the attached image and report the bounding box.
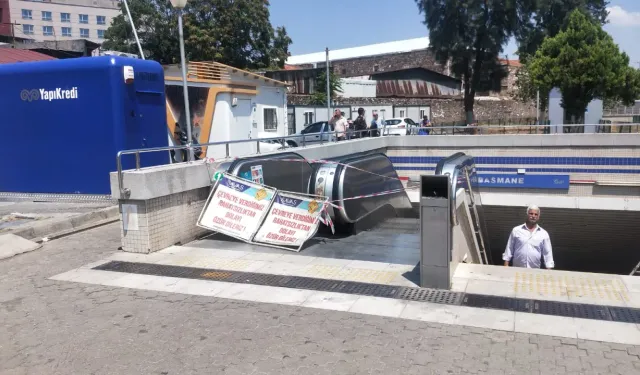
[10,206,120,240]
[0,234,42,260]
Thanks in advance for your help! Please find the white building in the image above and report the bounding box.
[0,0,119,43]
[286,37,431,66]
[164,61,290,159]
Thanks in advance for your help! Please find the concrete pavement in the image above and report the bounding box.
[1,223,640,374]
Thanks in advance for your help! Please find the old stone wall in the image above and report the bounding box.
[316,49,447,78]
[288,94,536,123]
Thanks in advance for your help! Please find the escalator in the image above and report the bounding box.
[309,151,412,234]
[199,150,484,266]
[435,152,492,264]
[214,151,412,235]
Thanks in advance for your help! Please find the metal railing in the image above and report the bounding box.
[603,106,640,116]
[116,123,640,198]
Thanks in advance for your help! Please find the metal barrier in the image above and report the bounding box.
[116,128,376,198]
[116,123,640,198]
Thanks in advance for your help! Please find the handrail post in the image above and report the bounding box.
[116,152,130,199]
[225,143,230,158]
[135,152,140,170]
[256,140,260,154]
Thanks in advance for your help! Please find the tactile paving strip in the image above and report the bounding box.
[94,261,640,325]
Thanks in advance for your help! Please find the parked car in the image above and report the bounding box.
[382,118,418,136]
[286,121,334,147]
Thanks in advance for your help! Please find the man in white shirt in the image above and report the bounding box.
[503,205,555,269]
[328,109,347,141]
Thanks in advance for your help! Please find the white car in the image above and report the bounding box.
[382,118,418,136]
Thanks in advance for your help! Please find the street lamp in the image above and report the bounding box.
[170,0,193,162]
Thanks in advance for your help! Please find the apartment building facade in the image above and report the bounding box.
[0,0,119,43]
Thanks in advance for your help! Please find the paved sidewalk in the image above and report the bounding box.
[1,223,639,375]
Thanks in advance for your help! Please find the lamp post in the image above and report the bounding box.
[170,0,193,162]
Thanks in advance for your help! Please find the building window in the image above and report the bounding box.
[373,64,380,72]
[22,9,32,20]
[61,13,70,22]
[97,29,105,39]
[264,108,278,131]
[42,11,52,21]
[420,109,425,118]
[79,14,88,24]
[61,27,71,37]
[22,24,34,35]
[96,15,106,25]
[80,28,89,38]
[341,68,346,75]
[304,112,314,125]
[42,26,53,36]
[399,110,405,117]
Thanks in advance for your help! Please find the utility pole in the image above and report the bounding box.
[536,90,540,125]
[326,47,331,122]
[122,0,144,59]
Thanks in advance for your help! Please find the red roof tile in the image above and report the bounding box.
[0,49,56,64]
[499,59,521,67]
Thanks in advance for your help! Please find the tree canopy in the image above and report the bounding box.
[516,0,609,62]
[415,0,528,123]
[512,0,610,111]
[528,10,640,122]
[309,70,343,106]
[102,0,292,70]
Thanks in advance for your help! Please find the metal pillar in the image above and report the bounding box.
[325,47,331,121]
[122,0,144,59]
[177,9,193,162]
[419,175,452,289]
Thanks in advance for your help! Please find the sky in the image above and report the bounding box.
[269,0,640,67]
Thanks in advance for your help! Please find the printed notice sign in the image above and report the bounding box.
[198,174,275,241]
[251,165,264,184]
[253,192,326,250]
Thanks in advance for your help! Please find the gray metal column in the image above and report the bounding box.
[419,175,452,289]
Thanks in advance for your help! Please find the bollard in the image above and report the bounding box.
[419,174,452,289]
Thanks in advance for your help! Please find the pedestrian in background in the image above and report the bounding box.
[370,113,381,137]
[353,107,368,138]
[328,109,347,141]
[419,116,431,135]
[503,205,555,269]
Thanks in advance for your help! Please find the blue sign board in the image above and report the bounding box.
[476,174,570,189]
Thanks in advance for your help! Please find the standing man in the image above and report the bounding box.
[353,107,368,138]
[328,109,347,141]
[370,113,381,137]
[503,205,555,269]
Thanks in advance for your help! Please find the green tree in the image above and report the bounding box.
[528,10,640,123]
[415,0,528,123]
[103,0,292,69]
[512,0,609,111]
[310,70,343,105]
[516,0,609,62]
[102,0,179,64]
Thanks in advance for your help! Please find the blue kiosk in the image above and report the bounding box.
[0,56,169,195]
